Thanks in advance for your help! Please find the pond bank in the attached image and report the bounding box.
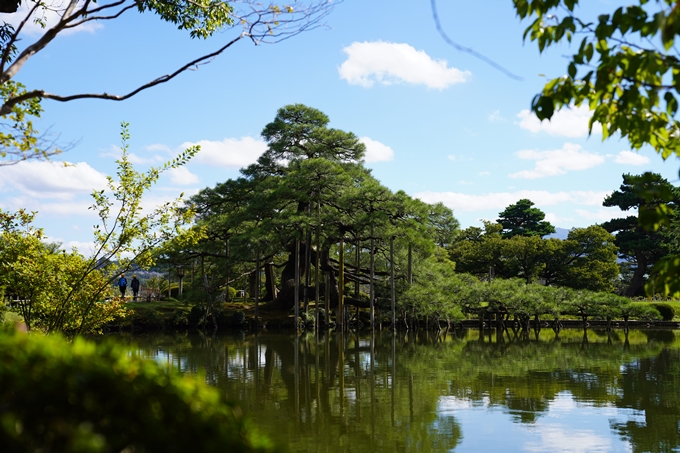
[110,300,680,333]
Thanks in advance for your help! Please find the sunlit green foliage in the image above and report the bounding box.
[0,330,275,453]
[0,124,198,334]
[497,198,555,238]
[450,219,618,291]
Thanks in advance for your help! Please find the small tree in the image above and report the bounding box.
[1,123,199,334]
[497,199,555,238]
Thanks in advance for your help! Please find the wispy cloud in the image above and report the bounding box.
[510,143,605,179]
[488,110,506,123]
[339,41,470,89]
[415,189,610,212]
[575,208,625,222]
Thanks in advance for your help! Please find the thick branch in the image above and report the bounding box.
[0,34,245,115]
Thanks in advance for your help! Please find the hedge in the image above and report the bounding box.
[0,331,276,453]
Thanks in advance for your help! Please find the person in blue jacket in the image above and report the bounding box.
[118,274,128,298]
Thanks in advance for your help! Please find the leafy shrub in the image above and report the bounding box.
[0,331,275,453]
[231,310,247,326]
[130,308,166,329]
[188,305,205,326]
[652,303,675,321]
[0,311,23,332]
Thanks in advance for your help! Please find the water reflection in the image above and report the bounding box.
[114,329,680,453]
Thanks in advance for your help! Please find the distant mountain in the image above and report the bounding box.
[546,227,570,240]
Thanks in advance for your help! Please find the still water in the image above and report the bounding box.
[115,328,680,453]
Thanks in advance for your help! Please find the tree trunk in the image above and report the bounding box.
[263,262,278,301]
[625,252,648,297]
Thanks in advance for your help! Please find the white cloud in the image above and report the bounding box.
[414,190,610,212]
[575,208,626,222]
[339,41,470,89]
[544,213,574,226]
[167,167,200,185]
[0,161,108,200]
[478,171,490,176]
[65,240,97,256]
[360,137,394,162]
[0,196,95,216]
[614,150,650,166]
[510,143,605,179]
[517,105,602,137]
[5,1,102,36]
[188,136,267,169]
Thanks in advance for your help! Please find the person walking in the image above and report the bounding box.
[131,275,140,301]
[118,274,128,299]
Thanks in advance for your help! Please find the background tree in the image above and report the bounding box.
[450,220,618,291]
[602,173,678,296]
[497,198,555,238]
[514,0,680,295]
[184,104,458,317]
[543,226,619,292]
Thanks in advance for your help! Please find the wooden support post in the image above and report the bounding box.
[324,272,330,329]
[407,243,412,285]
[225,237,230,301]
[390,236,396,331]
[338,238,344,329]
[315,223,320,332]
[243,263,247,302]
[255,249,259,328]
[369,224,375,329]
[294,239,300,328]
[304,221,312,313]
[355,238,360,324]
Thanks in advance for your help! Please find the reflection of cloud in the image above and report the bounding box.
[0,161,108,200]
[524,425,611,453]
[360,137,394,162]
[517,105,602,137]
[510,143,605,179]
[415,190,610,212]
[339,41,470,89]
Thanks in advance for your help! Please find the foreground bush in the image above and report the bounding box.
[651,302,676,321]
[0,331,275,453]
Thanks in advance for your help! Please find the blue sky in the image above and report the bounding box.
[0,0,676,252]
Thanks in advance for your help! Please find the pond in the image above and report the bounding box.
[112,328,680,453]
